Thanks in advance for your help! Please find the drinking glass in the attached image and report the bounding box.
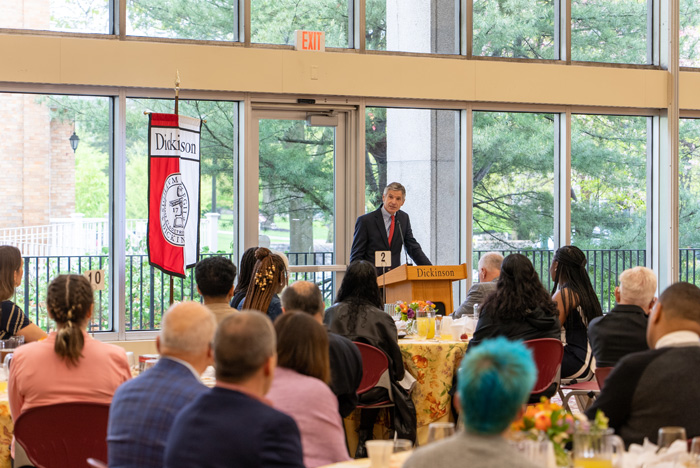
[416,311,429,340]
[366,440,393,468]
[573,427,624,468]
[473,303,480,321]
[691,437,700,465]
[393,439,413,453]
[658,427,687,450]
[432,315,442,341]
[427,422,455,444]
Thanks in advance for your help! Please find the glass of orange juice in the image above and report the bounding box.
[572,428,623,468]
[416,311,430,340]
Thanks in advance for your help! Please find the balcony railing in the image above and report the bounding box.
[11,248,700,332]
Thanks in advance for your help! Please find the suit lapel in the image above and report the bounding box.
[374,207,390,248]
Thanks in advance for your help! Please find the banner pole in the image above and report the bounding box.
[168,70,181,306]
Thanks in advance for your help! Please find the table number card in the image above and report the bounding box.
[84,269,106,291]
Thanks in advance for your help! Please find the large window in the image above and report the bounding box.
[124,98,237,331]
[365,107,460,267]
[0,93,111,331]
[571,0,647,64]
[571,114,647,310]
[472,111,555,288]
[680,0,700,67]
[0,0,109,33]
[679,118,700,283]
[473,0,554,59]
[128,0,238,40]
[366,0,460,54]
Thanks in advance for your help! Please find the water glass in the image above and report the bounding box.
[432,316,442,341]
[690,437,700,466]
[366,440,393,468]
[393,439,413,453]
[658,427,687,450]
[427,422,455,444]
[473,303,480,321]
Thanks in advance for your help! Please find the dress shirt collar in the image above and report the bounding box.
[381,205,393,221]
[160,355,201,380]
[655,330,700,349]
[215,380,273,406]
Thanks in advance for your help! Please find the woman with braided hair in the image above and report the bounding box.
[241,247,288,321]
[550,245,603,380]
[9,274,131,463]
[0,246,46,342]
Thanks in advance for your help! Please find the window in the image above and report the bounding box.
[679,118,700,282]
[473,0,554,59]
[680,0,700,67]
[128,0,238,41]
[366,0,460,54]
[472,111,555,288]
[0,93,111,331]
[571,0,648,64]
[125,98,238,330]
[571,114,647,310]
[0,0,109,33]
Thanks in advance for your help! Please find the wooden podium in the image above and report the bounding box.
[377,264,469,315]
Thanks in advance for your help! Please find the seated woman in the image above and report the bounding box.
[469,253,560,348]
[0,246,47,342]
[266,312,350,468]
[324,260,405,457]
[241,248,287,321]
[550,245,602,380]
[230,246,257,309]
[9,274,131,463]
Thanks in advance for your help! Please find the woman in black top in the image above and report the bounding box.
[0,246,46,342]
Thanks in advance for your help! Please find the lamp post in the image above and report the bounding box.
[69,131,80,153]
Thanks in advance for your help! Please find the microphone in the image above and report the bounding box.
[396,217,412,266]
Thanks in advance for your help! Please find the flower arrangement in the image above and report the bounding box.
[394,300,435,321]
[510,398,609,466]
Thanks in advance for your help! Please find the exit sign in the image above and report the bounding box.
[294,30,325,52]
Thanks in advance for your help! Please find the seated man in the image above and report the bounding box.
[108,302,216,468]
[404,337,539,468]
[586,282,700,447]
[453,252,503,318]
[280,280,363,417]
[588,266,656,368]
[195,256,239,324]
[164,311,305,468]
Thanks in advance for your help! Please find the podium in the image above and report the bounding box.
[377,264,469,315]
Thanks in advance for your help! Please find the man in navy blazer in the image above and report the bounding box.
[108,302,216,468]
[350,181,431,274]
[164,311,305,468]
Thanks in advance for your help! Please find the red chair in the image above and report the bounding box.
[523,338,564,397]
[14,402,110,468]
[595,366,614,390]
[353,342,394,408]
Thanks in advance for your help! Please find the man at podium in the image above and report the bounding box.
[350,182,431,274]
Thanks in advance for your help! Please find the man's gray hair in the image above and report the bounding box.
[280,281,324,316]
[160,301,216,354]
[619,266,657,308]
[215,310,276,383]
[479,252,504,273]
[383,182,406,197]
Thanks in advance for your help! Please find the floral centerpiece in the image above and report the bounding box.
[394,300,436,334]
[509,397,609,467]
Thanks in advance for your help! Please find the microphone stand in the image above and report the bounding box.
[396,218,412,267]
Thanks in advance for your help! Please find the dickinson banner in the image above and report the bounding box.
[147,113,201,278]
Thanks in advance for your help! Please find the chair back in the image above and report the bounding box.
[14,402,110,468]
[523,338,564,394]
[353,342,390,395]
[594,366,614,390]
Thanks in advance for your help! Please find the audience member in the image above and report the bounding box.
[550,245,602,380]
[280,281,362,417]
[586,282,700,447]
[164,311,304,467]
[453,252,503,318]
[9,274,131,464]
[0,245,46,342]
[469,254,560,348]
[195,256,239,323]
[231,246,257,309]
[588,266,656,368]
[324,260,405,457]
[241,248,288,321]
[107,302,216,468]
[403,337,539,468]
[267,312,350,467]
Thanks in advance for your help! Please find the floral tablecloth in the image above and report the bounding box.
[344,338,469,451]
[0,382,12,468]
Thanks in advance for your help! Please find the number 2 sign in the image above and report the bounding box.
[375,251,391,269]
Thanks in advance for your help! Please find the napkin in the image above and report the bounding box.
[623,438,692,468]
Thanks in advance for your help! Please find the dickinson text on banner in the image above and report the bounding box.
[147,113,201,278]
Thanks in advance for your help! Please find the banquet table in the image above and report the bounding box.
[344,337,469,451]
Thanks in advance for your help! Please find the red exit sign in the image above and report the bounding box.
[294,30,325,52]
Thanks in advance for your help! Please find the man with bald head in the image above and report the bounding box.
[586,282,700,447]
[108,301,216,468]
[281,281,363,417]
[164,311,304,467]
[588,266,656,368]
[454,252,504,318]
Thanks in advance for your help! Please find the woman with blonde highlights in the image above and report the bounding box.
[9,274,131,462]
[0,245,46,342]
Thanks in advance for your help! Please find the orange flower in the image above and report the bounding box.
[412,355,429,369]
[534,411,551,431]
[416,370,425,384]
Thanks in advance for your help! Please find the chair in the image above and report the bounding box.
[523,338,564,399]
[14,402,110,468]
[86,459,109,468]
[353,342,394,408]
[594,366,614,390]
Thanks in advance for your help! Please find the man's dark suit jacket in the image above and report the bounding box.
[164,387,304,468]
[349,206,431,273]
[587,303,649,368]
